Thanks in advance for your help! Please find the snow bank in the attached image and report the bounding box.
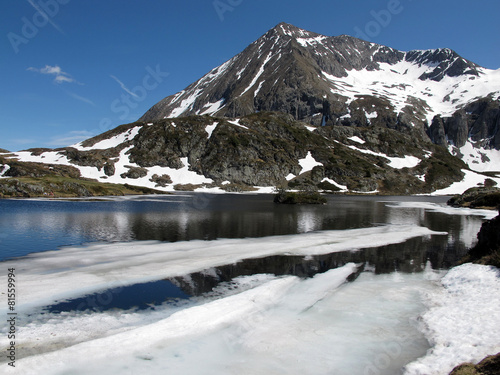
[404,264,500,375]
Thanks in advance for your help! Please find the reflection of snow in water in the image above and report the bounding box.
[297,210,318,233]
[385,201,493,249]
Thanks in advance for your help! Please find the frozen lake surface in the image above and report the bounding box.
[0,194,497,374]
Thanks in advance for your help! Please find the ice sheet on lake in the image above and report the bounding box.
[1,264,445,375]
[0,225,446,311]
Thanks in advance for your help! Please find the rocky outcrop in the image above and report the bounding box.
[427,98,500,150]
[459,209,500,267]
[428,116,448,146]
[450,352,500,375]
[0,177,168,198]
[448,187,500,209]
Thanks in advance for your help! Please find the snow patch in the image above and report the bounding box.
[298,151,323,174]
[321,177,348,192]
[431,169,500,196]
[228,119,249,130]
[72,126,142,151]
[169,89,202,117]
[451,141,500,172]
[348,136,365,144]
[0,164,10,178]
[199,99,225,116]
[346,145,421,169]
[240,52,273,97]
[205,122,218,139]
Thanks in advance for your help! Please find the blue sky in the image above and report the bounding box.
[1,0,499,151]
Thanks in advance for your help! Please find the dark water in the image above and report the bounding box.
[0,193,480,261]
[0,193,490,313]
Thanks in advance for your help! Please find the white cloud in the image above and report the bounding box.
[28,65,80,85]
[46,130,95,147]
[62,89,96,106]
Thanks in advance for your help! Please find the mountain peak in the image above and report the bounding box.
[139,23,498,133]
[269,22,321,39]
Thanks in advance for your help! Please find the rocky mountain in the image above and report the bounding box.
[140,23,500,167]
[1,111,495,195]
[1,23,499,195]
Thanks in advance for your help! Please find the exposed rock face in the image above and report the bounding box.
[458,208,500,267]
[448,187,500,209]
[450,352,500,375]
[428,116,448,147]
[426,98,500,150]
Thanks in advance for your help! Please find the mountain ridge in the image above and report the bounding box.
[140,22,491,126]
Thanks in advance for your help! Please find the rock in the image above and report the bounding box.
[448,187,500,209]
[149,174,172,187]
[274,189,327,204]
[103,162,115,176]
[460,210,500,268]
[428,115,448,147]
[450,352,500,375]
[120,166,148,179]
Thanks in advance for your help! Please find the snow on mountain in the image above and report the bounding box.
[140,22,500,130]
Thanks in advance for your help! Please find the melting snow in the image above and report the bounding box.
[404,264,500,375]
[169,89,202,117]
[346,144,421,169]
[228,119,249,130]
[298,151,323,174]
[451,141,500,172]
[240,52,274,97]
[199,99,225,116]
[321,177,348,192]
[72,126,142,151]
[0,225,445,312]
[348,136,365,144]
[0,164,10,178]
[205,122,218,139]
[431,169,500,196]
[322,63,500,124]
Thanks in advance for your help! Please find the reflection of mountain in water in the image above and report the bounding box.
[169,235,467,297]
[46,234,466,314]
